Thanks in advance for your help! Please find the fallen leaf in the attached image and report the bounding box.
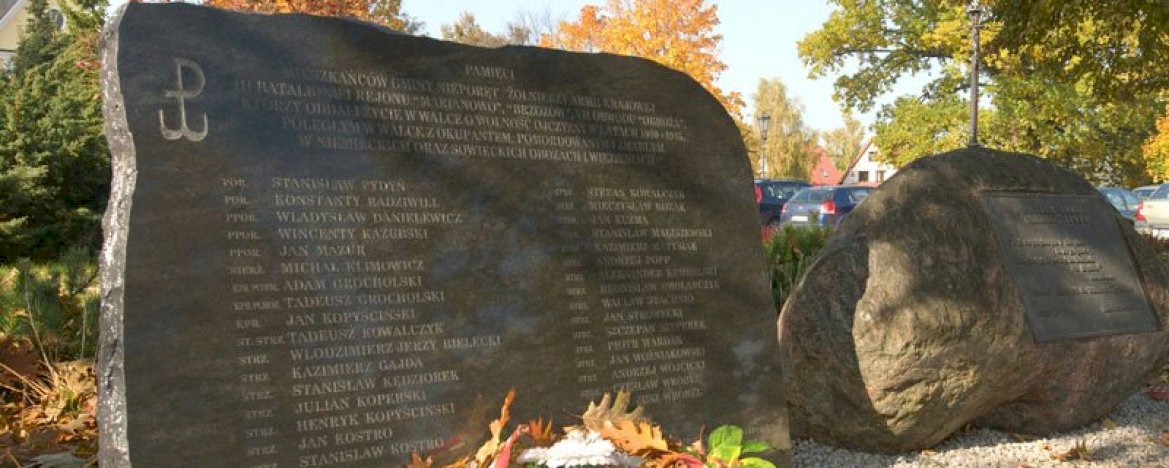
[1102,417,1117,429]
[1160,431,1169,446]
[492,425,529,468]
[526,417,556,447]
[1051,440,1092,462]
[646,451,704,468]
[0,338,42,389]
[405,452,433,468]
[473,389,517,466]
[921,449,937,457]
[1144,387,1169,402]
[600,420,669,456]
[580,390,646,431]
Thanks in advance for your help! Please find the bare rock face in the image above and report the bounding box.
[778,147,1169,453]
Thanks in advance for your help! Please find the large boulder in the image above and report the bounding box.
[778,147,1169,452]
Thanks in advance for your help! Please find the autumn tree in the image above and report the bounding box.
[753,78,816,179]
[540,0,742,117]
[821,112,866,172]
[800,0,1168,184]
[203,0,423,32]
[1144,109,1169,183]
[440,12,539,47]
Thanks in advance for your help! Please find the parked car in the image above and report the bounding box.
[755,179,811,229]
[1136,183,1169,238]
[1133,184,1160,200]
[779,185,873,228]
[1097,187,1139,223]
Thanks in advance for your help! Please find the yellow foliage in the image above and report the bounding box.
[1144,108,1169,182]
[541,0,742,117]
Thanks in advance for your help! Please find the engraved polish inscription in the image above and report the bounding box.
[112,5,785,465]
[981,193,1158,342]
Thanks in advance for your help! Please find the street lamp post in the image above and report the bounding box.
[756,113,771,178]
[967,0,983,147]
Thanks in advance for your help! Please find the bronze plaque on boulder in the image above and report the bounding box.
[98,3,787,467]
[981,192,1158,342]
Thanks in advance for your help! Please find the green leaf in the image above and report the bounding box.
[708,425,743,450]
[741,441,773,454]
[739,457,777,468]
[708,445,741,463]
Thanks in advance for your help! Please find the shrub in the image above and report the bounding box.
[1,248,99,463]
[1143,234,1169,264]
[763,226,830,311]
[0,247,99,362]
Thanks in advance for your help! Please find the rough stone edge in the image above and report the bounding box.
[97,4,133,467]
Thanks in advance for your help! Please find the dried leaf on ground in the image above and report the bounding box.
[581,390,646,431]
[0,338,42,389]
[1051,440,1092,462]
[600,420,669,456]
[1159,431,1169,447]
[1144,387,1169,402]
[473,389,516,465]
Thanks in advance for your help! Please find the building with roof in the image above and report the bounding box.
[1,0,67,66]
[807,147,841,186]
[840,140,898,186]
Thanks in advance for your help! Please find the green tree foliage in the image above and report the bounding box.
[0,0,109,261]
[753,78,815,179]
[800,0,1169,184]
[440,12,533,47]
[991,0,1169,101]
[7,0,58,77]
[821,112,866,172]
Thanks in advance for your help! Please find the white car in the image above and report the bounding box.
[1135,184,1169,238]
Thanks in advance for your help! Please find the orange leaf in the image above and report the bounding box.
[406,452,433,468]
[527,417,557,447]
[599,420,669,456]
[474,389,516,465]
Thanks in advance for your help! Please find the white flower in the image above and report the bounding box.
[516,429,642,467]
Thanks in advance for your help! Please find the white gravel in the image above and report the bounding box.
[792,388,1169,467]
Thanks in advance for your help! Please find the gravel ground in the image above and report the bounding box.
[792,389,1169,467]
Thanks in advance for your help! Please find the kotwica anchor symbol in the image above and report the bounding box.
[158,58,208,142]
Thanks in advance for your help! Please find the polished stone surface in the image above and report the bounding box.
[99,4,786,466]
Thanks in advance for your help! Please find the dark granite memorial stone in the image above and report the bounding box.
[98,3,787,467]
